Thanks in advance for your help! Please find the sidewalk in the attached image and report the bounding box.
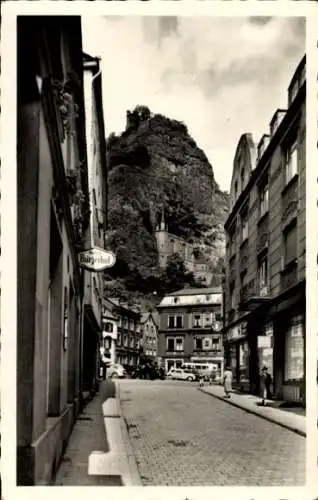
[199,384,306,437]
[52,380,140,486]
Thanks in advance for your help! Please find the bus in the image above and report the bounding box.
[181,362,218,380]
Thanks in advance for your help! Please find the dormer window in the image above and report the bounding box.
[270,110,286,137]
[258,135,270,160]
[234,181,238,200]
[241,168,245,190]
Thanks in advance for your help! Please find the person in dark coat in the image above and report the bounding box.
[260,366,272,405]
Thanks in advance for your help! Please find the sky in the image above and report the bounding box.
[82,16,305,192]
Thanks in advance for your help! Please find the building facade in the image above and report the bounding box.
[17,17,90,484]
[105,298,142,367]
[157,287,224,374]
[140,312,159,361]
[223,56,306,404]
[100,300,118,377]
[82,53,107,393]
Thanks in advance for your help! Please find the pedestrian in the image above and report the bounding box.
[199,372,204,388]
[260,366,271,406]
[223,366,233,398]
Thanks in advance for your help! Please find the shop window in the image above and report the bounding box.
[284,316,304,381]
[195,338,203,350]
[285,139,298,184]
[283,222,297,267]
[260,183,269,217]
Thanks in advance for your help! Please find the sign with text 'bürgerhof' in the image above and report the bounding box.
[77,247,116,272]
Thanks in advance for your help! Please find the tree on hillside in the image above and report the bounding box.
[162,253,198,293]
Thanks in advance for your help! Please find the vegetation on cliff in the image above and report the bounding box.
[104,105,230,309]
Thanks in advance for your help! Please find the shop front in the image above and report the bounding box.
[224,320,249,389]
[271,285,305,405]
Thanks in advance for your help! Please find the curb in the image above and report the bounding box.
[198,387,306,438]
[115,381,142,485]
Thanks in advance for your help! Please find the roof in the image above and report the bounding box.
[158,288,223,309]
[167,287,222,296]
[140,311,159,326]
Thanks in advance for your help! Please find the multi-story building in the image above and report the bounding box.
[82,53,107,393]
[157,287,224,374]
[223,56,306,404]
[17,17,90,484]
[105,298,141,367]
[140,312,159,362]
[100,299,118,377]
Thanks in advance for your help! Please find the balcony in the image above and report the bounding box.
[239,244,249,273]
[239,279,271,311]
[281,259,298,291]
[282,175,298,228]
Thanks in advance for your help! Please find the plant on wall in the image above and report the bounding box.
[52,71,80,136]
[65,159,90,246]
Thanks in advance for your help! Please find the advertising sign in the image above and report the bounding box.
[77,247,116,272]
[257,336,272,348]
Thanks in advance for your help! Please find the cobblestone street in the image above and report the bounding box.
[119,379,305,486]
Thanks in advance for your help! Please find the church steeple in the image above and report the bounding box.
[160,206,166,231]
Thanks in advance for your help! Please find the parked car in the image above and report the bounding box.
[106,363,126,379]
[166,368,196,381]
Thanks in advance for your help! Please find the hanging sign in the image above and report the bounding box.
[77,247,116,272]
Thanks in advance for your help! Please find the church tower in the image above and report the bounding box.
[154,207,169,268]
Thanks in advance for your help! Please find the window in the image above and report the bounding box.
[176,315,183,328]
[104,321,113,333]
[285,139,298,184]
[212,338,219,346]
[215,312,222,322]
[124,335,128,346]
[241,211,248,242]
[204,338,211,349]
[195,338,203,350]
[167,337,183,351]
[284,315,304,381]
[168,315,183,328]
[203,312,213,327]
[259,256,268,296]
[117,333,122,345]
[260,184,269,217]
[193,314,202,328]
[283,223,297,267]
[123,317,128,328]
[175,338,183,351]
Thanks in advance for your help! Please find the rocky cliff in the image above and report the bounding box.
[104,105,230,309]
